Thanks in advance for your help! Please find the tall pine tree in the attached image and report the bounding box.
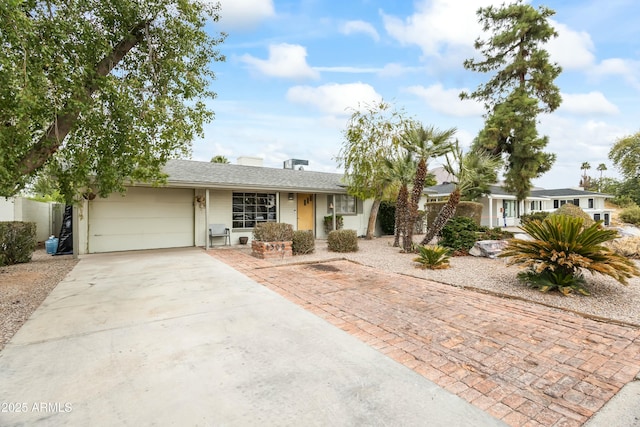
[461,1,562,205]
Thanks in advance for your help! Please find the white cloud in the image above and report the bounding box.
[340,20,380,41]
[404,84,484,117]
[591,58,640,90]
[216,0,275,30]
[546,20,596,70]
[286,83,382,116]
[240,43,320,80]
[314,66,382,74]
[377,63,424,77]
[381,0,500,58]
[558,92,619,115]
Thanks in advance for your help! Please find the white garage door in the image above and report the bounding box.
[89,187,194,253]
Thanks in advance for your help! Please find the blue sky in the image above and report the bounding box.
[195,0,640,189]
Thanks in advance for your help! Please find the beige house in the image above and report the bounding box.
[75,158,372,254]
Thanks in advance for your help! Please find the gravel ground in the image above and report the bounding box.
[236,235,640,328]
[2,235,639,352]
[0,250,78,351]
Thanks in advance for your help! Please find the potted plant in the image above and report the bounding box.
[251,222,294,259]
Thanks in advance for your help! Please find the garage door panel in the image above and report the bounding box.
[89,187,194,253]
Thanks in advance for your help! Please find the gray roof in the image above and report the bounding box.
[424,183,515,197]
[424,184,611,199]
[162,159,348,193]
[530,188,613,198]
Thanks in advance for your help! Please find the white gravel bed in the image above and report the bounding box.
[250,235,640,327]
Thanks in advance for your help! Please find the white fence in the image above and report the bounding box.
[0,197,64,242]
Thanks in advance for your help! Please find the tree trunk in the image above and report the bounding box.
[404,158,427,252]
[17,21,149,178]
[365,198,381,240]
[420,187,461,245]
[394,184,408,248]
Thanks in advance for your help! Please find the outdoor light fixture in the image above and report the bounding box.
[288,193,294,200]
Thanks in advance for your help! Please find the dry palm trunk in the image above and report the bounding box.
[404,158,427,251]
[420,187,461,246]
[394,184,409,247]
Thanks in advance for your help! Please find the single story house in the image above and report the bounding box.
[423,184,612,228]
[73,158,614,254]
[75,158,372,254]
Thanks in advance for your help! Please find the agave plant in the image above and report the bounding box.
[500,215,640,295]
[413,245,451,270]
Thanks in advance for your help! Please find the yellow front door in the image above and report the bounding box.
[296,193,314,231]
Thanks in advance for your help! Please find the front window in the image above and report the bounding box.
[588,198,594,209]
[232,192,276,229]
[332,194,357,215]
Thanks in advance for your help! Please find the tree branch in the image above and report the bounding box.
[17,21,149,178]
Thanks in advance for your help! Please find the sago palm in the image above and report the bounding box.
[413,245,451,269]
[500,215,639,295]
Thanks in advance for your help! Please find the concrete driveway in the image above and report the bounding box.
[0,248,503,426]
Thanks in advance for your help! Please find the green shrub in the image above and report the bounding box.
[0,221,37,266]
[378,201,396,235]
[611,195,636,208]
[323,215,344,233]
[619,206,640,225]
[478,226,514,240]
[500,215,639,295]
[413,245,450,269]
[252,222,293,242]
[327,229,358,252]
[439,216,479,254]
[550,203,594,227]
[292,230,315,255]
[425,201,482,228]
[520,211,550,226]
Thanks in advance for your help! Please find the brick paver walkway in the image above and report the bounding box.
[208,249,640,427]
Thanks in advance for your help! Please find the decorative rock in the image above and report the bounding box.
[469,240,509,258]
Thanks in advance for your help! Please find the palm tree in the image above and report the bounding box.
[211,155,230,164]
[382,152,416,248]
[400,124,456,252]
[580,161,591,188]
[420,142,502,246]
[597,163,607,192]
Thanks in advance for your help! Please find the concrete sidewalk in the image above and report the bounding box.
[0,248,503,426]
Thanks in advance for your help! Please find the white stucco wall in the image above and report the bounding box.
[0,198,15,221]
[0,197,57,242]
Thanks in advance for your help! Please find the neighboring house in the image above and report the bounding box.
[423,184,612,228]
[76,158,372,254]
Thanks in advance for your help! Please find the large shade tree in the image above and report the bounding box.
[0,0,226,201]
[337,101,407,239]
[610,131,640,181]
[461,0,561,205]
[609,131,640,204]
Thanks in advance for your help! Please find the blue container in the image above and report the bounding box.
[45,237,59,255]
